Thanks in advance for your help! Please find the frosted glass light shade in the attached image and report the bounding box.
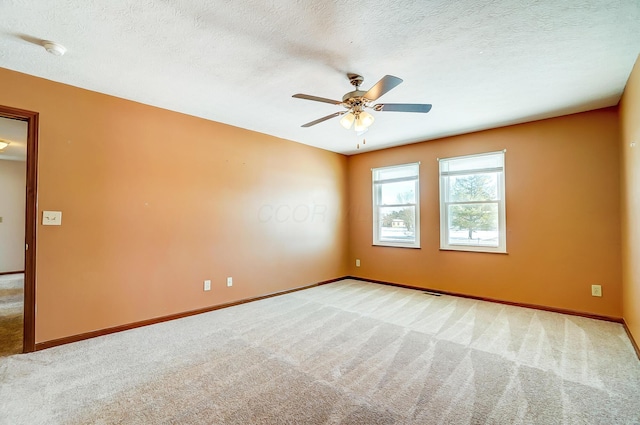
[354,111,375,132]
[0,141,9,150]
[340,112,355,129]
[360,111,375,128]
[354,115,366,132]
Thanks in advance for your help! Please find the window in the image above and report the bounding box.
[439,151,506,253]
[372,162,420,248]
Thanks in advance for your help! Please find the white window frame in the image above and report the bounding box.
[439,151,506,253]
[372,162,420,248]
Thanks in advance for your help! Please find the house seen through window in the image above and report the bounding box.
[372,162,420,248]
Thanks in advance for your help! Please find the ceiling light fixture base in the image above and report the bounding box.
[42,41,66,56]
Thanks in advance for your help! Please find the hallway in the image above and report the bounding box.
[0,273,23,356]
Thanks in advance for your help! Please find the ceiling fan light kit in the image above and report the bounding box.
[293,73,432,136]
[340,110,375,131]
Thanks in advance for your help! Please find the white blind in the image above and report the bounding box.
[373,162,419,182]
[440,152,503,176]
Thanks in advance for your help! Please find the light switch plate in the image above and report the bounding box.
[42,211,62,226]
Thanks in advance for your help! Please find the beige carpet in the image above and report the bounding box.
[1,279,638,424]
[0,273,23,357]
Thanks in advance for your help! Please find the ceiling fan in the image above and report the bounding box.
[292,73,432,131]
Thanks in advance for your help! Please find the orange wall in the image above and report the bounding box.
[0,67,348,343]
[0,64,629,344]
[620,55,640,344]
[348,108,622,317]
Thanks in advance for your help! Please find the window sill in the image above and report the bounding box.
[439,248,508,254]
[374,243,421,249]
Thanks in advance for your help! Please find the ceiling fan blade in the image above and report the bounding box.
[363,75,403,101]
[373,103,432,113]
[301,112,344,127]
[292,94,342,105]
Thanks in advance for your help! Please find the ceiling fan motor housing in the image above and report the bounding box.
[342,90,368,111]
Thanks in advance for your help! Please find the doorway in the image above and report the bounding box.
[0,105,38,354]
[0,121,26,355]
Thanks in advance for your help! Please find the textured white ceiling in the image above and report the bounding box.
[0,0,638,155]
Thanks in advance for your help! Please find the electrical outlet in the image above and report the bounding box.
[204,280,211,291]
[227,277,233,287]
[356,259,360,267]
[591,284,602,297]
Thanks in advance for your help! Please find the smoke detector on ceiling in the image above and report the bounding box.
[42,41,66,56]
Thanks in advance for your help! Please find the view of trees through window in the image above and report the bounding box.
[374,154,505,252]
[439,149,506,252]
[448,173,498,244]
